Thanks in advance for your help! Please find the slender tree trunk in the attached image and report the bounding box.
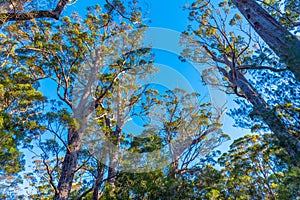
[169,140,180,179]
[93,163,104,200]
[230,70,300,166]
[107,90,124,187]
[107,126,121,186]
[168,159,179,200]
[232,0,300,81]
[54,128,82,200]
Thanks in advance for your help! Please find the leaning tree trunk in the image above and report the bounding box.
[232,0,300,82]
[54,93,92,199]
[229,70,300,166]
[54,128,83,200]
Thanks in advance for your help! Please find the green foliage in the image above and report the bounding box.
[1,0,298,199]
[0,48,44,176]
[217,134,300,199]
[259,0,300,32]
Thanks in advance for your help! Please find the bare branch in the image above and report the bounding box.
[76,187,93,200]
[47,127,70,152]
[0,0,70,25]
[74,155,92,173]
[104,0,131,20]
[42,157,59,195]
[237,65,287,72]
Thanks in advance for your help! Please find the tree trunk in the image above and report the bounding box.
[232,0,300,81]
[54,128,82,200]
[107,89,124,187]
[93,163,104,200]
[168,158,179,200]
[107,126,121,187]
[231,70,300,166]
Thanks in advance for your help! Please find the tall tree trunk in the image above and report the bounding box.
[54,128,82,200]
[229,70,300,166]
[107,126,121,187]
[107,89,124,187]
[53,60,98,199]
[232,0,300,81]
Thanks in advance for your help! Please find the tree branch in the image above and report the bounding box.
[0,0,69,25]
[237,65,287,72]
[104,0,131,20]
[76,187,93,200]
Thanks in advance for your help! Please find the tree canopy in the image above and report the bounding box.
[0,0,299,199]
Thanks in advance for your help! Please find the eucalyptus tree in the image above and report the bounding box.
[80,46,158,192]
[1,1,227,198]
[2,1,148,198]
[182,0,300,166]
[217,133,300,199]
[174,132,300,199]
[97,88,228,199]
[232,0,300,81]
[75,72,228,198]
[0,31,45,198]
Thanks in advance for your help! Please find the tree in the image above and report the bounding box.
[2,2,147,198]
[6,19,228,196]
[232,0,300,81]
[218,133,300,199]
[173,133,300,199]
[3,1,299,199]
[96,88,227,199]
[182,0,300,166]
[71,88,227,199]
[0,31,45,198]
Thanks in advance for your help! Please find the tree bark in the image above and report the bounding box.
[229,70,300,166]
[0,0,69,25]
[107,126,121,187]
[54,128,82,200]
[93,163,104,200]
[107,89,124,187]
[232,0,300,82]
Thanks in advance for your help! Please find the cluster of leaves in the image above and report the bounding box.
[0,31,46,198]
[257,0,300,32]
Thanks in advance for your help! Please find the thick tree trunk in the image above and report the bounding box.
[231,70,300,166]
[53,59,97,199]
[232,0,300,81]
[54,128,82,200]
